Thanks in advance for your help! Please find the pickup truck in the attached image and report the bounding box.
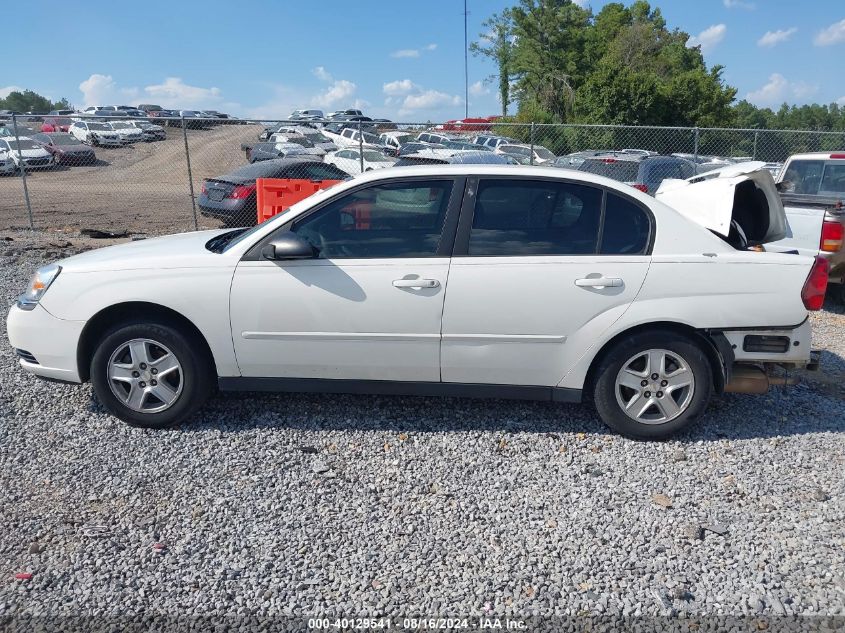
[767,153,845,303]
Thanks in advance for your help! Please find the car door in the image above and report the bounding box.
[441,176,652,386]
[229,176,464,380]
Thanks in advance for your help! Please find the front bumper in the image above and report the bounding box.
[6,303,85,383]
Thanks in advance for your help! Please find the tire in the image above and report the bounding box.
[833,282,845,306]
[90,320,214,429]
[592,331,712,440]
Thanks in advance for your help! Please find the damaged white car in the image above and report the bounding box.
[7,165,827,439]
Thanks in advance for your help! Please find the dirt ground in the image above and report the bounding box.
[0,123,262,236]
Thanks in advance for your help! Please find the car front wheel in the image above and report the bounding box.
[592,332,712,440]
[90,321,214,429]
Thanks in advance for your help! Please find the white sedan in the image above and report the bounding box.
[324,148,397,174]
[6,165,825,439]
[0,137,54,170]
[106,121,145,144]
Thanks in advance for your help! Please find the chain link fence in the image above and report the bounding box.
[2,113,845,236]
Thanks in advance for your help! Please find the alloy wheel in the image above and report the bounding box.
[614,348,695,424]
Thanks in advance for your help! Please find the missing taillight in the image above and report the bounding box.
[801,256,830,311]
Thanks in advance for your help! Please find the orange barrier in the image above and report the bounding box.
[255,178,343,224]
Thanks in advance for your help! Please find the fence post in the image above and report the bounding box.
[693,127,700,164]
[11,114,35,230]
[752,130,760,161]
[181,114,199,231]
[358,120,364,173]
[529,122,536,166]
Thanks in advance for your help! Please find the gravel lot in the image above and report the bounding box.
[0,233,843,625]
[0,124,259,235]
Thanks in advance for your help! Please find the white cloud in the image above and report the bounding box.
[312,66,332,82]
[77,73,234,111]
[313,79,357,108]
[401,90,462,113]
[0,85,23,99]
[746,73,819,106]
[144,77,221,109]
[383,79,420,96]
[758,27,797,47]
[814,19,845,46]
[723,0,754,8]
[469,81,490,97]
[391,44,438,58]
[78,74,140,106]
[381,79,463,117]
[572,0,589,6]
[838,96,845,106]
[687,24,727,53]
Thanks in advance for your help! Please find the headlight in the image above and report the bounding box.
[18,264,61,310]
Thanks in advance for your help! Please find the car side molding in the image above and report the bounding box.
[218,377,583,403]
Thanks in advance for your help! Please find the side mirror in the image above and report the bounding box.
[260,233,317,260]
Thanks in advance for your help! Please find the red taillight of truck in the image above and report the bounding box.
[801,256,830,311]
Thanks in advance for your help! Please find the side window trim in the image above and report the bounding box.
[241,176,467,261]
[452,175,654,257]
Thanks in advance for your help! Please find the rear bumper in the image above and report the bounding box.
[198,196,251,221]
[6,303,84,383]
[720,319,813,367]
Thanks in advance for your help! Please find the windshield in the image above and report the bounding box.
[6,140,42,150]
[51,135,81,146]
[781,160,845,196]
[535,146,555,160]
[579,159,640,182]
[110,122,130,129]
[286,137,314,147]
[502,145,531,156]
[363,151,392,162]
[305,133,330,143]
[88,123,110,131]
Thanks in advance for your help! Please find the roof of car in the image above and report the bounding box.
[787,152,845,160]
[584,152,689,163]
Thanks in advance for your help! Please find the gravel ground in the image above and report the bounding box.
[0,233,843,626]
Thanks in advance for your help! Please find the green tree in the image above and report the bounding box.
[0,90,73,113]
[508,0,592,121]
[470,12,515,117]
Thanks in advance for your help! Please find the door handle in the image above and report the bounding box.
[393,278,440,288]
[574,277,623,288]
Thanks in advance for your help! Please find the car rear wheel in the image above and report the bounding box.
[90,321,214,429]
[592,332,712,440]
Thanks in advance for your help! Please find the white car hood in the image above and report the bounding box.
[14,148,51,159]
[56,230,232,273]
[655,161,787,244]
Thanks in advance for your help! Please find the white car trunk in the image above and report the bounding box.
[655,162,787,247]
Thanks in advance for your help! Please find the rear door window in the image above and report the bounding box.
[600,194,651,254]
[467,179,603,256]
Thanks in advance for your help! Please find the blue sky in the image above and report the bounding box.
[3,0,844,121]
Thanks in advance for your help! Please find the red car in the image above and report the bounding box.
[438,117,495,132]
[41,117,73,133]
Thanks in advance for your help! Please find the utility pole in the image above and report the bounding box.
[464,0,469,119]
